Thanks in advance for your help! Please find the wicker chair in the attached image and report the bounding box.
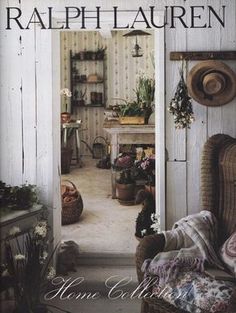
[136,134,236,313]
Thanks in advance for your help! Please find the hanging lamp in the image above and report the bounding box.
[123,30,151,58]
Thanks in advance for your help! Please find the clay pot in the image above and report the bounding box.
[61,112,71,123]
[116,183,135,201]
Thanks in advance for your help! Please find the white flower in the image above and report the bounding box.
[14,254,25,261]
[60,88,72,97]
[9,226,21,236]
[42,251,48,260]
[34,221,47,238]
[40,250,48,264]
[150,213,160,233]
[141,229,147,236]
[47,266,56,280]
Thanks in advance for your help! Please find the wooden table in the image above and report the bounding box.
[103,123,155,198]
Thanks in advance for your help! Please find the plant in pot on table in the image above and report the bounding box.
[111,73,155,125]
[113,154,136,204]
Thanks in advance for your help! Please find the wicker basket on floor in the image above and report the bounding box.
[61,180,83,225]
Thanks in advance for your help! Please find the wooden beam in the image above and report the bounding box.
[170,51,236,61]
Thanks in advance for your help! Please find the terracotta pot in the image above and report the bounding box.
[61,112,71,123]
[116,182,135,201]
[145,184,155,199]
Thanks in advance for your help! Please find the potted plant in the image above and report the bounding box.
[76,88,87,106]
[95,46,106,60]
[111,73,155,124]
[113,154,135,203]
[135,154,155,199]
[60,88,72,123]
[135,74,155,124]
[112,100,146,125]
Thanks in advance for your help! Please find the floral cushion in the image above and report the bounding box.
[220,232,236,275]
[152,271,235,313]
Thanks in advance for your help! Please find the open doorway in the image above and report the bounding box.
[59,27,165,255]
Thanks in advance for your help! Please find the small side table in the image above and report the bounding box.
[61,122,83,166]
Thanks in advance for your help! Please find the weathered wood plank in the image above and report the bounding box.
[166,161,187,229]
[220,1,236,138]
[165,0,187,162]
[186,0,211,215]
[0,0,23,185]
[35,27,53,205]
[20,1,37,184]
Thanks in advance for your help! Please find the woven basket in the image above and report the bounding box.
[61,180,83,225]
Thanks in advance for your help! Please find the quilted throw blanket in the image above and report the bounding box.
[142,210,225,286]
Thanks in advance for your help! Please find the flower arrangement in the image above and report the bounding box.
[135,196,161,240]
[113,153,134,170]
[135,155,155,186]
[60,88,72,113]
[168,71,194,129]
[2,220,69,313]
[113,153,135,185]
[139,213,161,237]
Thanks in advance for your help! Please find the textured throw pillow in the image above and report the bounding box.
[220,231,236,275]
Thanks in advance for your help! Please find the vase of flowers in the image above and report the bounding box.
[2,219,66,313]
[135,154,155,198]
[60,88,72,123]
[113,154,136,203]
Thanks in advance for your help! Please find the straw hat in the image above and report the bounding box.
[187,60,236,106]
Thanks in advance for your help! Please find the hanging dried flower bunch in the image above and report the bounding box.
[168,70,195,129]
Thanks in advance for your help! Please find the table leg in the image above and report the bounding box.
[110,134,119,199]
[63,128,68,147]
[75,128,83,167]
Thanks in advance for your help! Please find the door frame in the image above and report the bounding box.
[50,10,166,244]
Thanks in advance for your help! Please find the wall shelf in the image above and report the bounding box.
[70,50,106,112]
[170,51,236,61]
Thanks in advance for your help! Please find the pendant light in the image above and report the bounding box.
[123,30,151,58]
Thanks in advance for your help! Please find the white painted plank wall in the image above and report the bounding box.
[165,0,236,227]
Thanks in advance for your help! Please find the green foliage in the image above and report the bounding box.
[135,75,155,107]
[118,100,144,116]
[0,181,38,210]
[112,74,155,118]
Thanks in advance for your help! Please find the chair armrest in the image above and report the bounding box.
[227,287,236,313]
[135,233,165,283]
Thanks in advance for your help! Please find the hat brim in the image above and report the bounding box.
[187,60,236,107]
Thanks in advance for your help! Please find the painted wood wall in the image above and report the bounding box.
[165,1,236,228]
[0,0,235,236]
